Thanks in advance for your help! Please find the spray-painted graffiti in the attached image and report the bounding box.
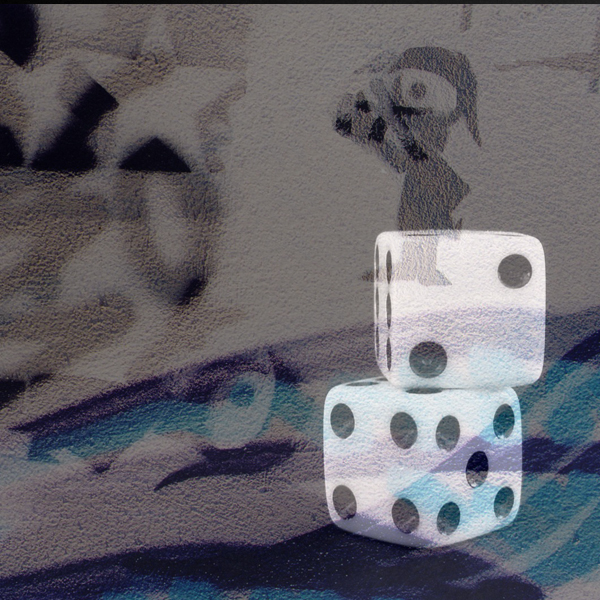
[2,314,600,598]
[335,47,480,232]
[0,5,246,410]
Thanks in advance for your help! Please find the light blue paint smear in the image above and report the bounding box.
[28,400,211,462]
[479,473,600,553]
[545,370,600,447]
[520,360,600,446]
[24,357,600,592]
[519,359,582,414]
[99,574,165,600]
[525,489,600,587]
[474,473,600,586]
[448,356,600,588]
[269,382,322,444]
[28,382,319,463]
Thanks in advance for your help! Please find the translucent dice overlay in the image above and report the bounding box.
[374,231,546,389]
[324,379,522,547]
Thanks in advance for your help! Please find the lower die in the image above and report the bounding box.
[324,379,521,547]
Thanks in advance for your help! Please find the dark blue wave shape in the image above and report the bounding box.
[559,442,600,475]
[0,526,543,600]
[523,437,570,473]
[154,439,297,491]
[5,311,600,598]
[15,352,276,438]
[561,329,600,363]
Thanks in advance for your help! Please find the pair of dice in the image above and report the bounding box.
[324,231,545,547]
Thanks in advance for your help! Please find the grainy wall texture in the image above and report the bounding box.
[1,5,600,599]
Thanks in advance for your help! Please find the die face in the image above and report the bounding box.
[324,379,522,548]
[374,231,546,388]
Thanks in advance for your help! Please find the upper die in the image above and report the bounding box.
[374,231,546,389]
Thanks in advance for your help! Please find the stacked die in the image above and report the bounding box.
[324,231,545,547]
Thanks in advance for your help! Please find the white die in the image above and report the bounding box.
[374,230,545,389]
[324,378,522,547]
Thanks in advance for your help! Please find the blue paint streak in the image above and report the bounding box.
[28,401,211,462]
[27,382,319,463]
[521,359,600,446]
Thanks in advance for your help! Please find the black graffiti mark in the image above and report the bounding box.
[368,116,386,143]
[496,14,600,92]
[119,137,191,173]
[176,275,209,306]
[31,81,118,172]
[460,4,473,32]
[0,379,26,409]
[561,329,600,363]
[335,47,481,285]
[0,4,37,66]
[91,459,113,475]
[154,440,296,491]
[29,373,52,386]
[334,115,352,137]
[0,374,51,410]
[0,125,24,167]
[402,137,428,162]
[355,96,370,112]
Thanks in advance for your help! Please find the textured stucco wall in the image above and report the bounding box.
[1,5,600,599]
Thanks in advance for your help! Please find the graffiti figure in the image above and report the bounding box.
[335,47,481,285]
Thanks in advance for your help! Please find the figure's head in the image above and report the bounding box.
[373,46,480,153]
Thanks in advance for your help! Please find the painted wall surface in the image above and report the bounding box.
[1,4,600,599]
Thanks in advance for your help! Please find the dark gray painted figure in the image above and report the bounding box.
[335,47,481,285]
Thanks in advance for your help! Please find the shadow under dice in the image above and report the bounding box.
[374,231,546,389]
[324,379,522,547]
